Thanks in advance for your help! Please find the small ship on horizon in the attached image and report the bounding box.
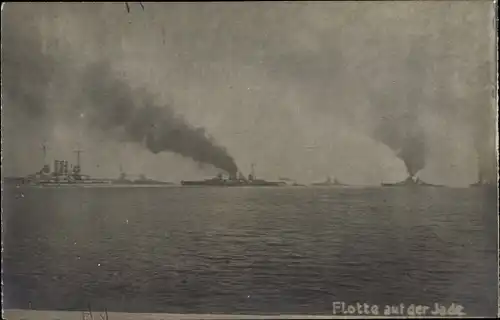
[311,176,348,187]
[469,171,495,189]
[278,177,306,186]
[113,165,174,186]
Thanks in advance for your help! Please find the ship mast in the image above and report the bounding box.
[73,147,84,169]
[478,167,484,184]
[41,142,47,165]
[119,163,128,180]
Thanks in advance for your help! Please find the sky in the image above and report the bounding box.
[1,2,497,186]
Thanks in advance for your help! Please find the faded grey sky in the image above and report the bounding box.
[2,2,497,186]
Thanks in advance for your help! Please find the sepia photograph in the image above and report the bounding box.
[2,1,498,319]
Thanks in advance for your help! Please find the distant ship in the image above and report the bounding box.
[311,176,347,187]
[291,182,306,187]
[469,171,495,189]
[278,177,306,187]
[113,171,174,186]
[381,175,443,187]
[181,164,284,187]
[470,181,495,188]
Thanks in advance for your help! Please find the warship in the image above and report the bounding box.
[469,170,495,189]
[181,164,284,187]
[278,177,306,186]
[113,170,174,186]
[16,146,112,186]
[6,144,173,187]
[381,174,443,187]
[311,176,347,187]
[18,161,112,186]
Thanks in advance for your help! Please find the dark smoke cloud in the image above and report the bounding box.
[374,111,425,177]
[78,61,238,176]
[372,39,428,177]
[2,16,239,176]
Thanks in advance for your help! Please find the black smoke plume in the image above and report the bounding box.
[374,110,425,178]
[78,61,238,176]
[2,16,238,177]
[372,40,428,177]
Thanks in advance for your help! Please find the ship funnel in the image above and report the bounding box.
[248,163,256,181]
[41,143,48,165]
[54,160,59,176]
[42,164,50,174]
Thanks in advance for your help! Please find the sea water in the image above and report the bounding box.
[2,186,498,316]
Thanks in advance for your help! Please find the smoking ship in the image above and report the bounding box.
[381,174,443,187]
[181,164,284,187]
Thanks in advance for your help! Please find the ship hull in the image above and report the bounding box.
[5,176,114,187]
[181,181,227,186]
[381,182,443,187]
[33,180,112,186]
[181,180,283,187]
[469,183,495,189]
[112,180,173,186]
[14,181,175,188]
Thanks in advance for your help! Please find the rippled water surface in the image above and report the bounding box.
[3,186,498,316]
